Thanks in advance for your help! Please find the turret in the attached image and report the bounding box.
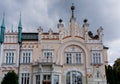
[0,13,5,43]
[18,13,22,43]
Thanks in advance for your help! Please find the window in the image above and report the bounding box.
[5,51,15,64]
[43,75,51,81]
[21,73,30,84]
[66,53,72,64]
[97,71,100,78]
[66,52,82,64]
[65,46,84,64]
[66,71,82,84]
[36,75,40,84]
[92,51,102,64]
[54,75,59,84]
[76,53,81,64]
[43,49,53,58]
[22,50,32,64]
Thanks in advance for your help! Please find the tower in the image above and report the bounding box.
[0,13,5,67]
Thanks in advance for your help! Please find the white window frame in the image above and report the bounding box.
[43,49,54,58]
[92,50,102,64]
[66,53,72,64]
[66,71,82,84]
[65,52,82,64]
[21,50,32,64]
[36,75,40,84]
[4,50,15,64]
[75,52,82,64]
[21,73,30,84]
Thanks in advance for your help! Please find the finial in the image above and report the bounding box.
[71,3,75,18]
[59,19,62,23]
[83,19,88,23]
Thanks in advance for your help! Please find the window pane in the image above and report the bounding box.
[66,71,82,84]
[54,75,59,84]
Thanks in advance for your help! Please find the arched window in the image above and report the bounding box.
[66,71,82,84]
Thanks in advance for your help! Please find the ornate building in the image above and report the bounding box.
[0,4,108,84]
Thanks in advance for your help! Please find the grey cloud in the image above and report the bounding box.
[0,0,120,64]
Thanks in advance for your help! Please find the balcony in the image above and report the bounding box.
[91,62,103,67]
[32,57,54,66]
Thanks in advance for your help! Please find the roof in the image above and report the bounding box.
[22,33,38,41]
[103,46,109,49]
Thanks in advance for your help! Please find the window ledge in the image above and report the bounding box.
[64,63,83,66]
[91,63,103,66]
[20,63,32,65]
[2,63,15,65]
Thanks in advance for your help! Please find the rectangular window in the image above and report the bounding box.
[22,50,32,64]
[42,49,53,62]
[92,51,102,64]
[66,53,72,64]
[36,75,40,84]
[5,51,15,64]
[76,53,81,64]
[54,75,59,84]
[43,49,53,58]
[21,73,30,84]
[43,75,51,81]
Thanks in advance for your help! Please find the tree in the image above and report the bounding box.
[105,58,120,84]
[113,58,120,84]
[1,71,19,84]
[105,65,116,84]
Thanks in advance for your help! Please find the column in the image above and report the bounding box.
[0,43,1,66]
[33,74,35,84]
[51,73,54,84]
[59,74,61,84]
[40,73,43,84]
[17,44,20,67]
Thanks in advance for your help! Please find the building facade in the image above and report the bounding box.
[0,5,108,84]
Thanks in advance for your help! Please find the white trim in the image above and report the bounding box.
[0,43,2,66]
[21,50,32,63]
[17,44,20,67]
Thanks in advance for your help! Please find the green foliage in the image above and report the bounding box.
[105,58,120,84]
[1,71,19,84]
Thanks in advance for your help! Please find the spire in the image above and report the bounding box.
[0,12,5,43]
[1,12,5,28]
[11,24,13,32]
[18,12,22,28]
[18,12,22,43]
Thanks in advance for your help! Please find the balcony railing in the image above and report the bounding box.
[32,57,54,66]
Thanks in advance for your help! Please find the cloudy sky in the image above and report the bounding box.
[0,0,120,65]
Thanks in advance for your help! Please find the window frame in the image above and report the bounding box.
[66,71,82,84]
[4,50,15,64]
[21,50,32,64]
[91,50,102,65]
